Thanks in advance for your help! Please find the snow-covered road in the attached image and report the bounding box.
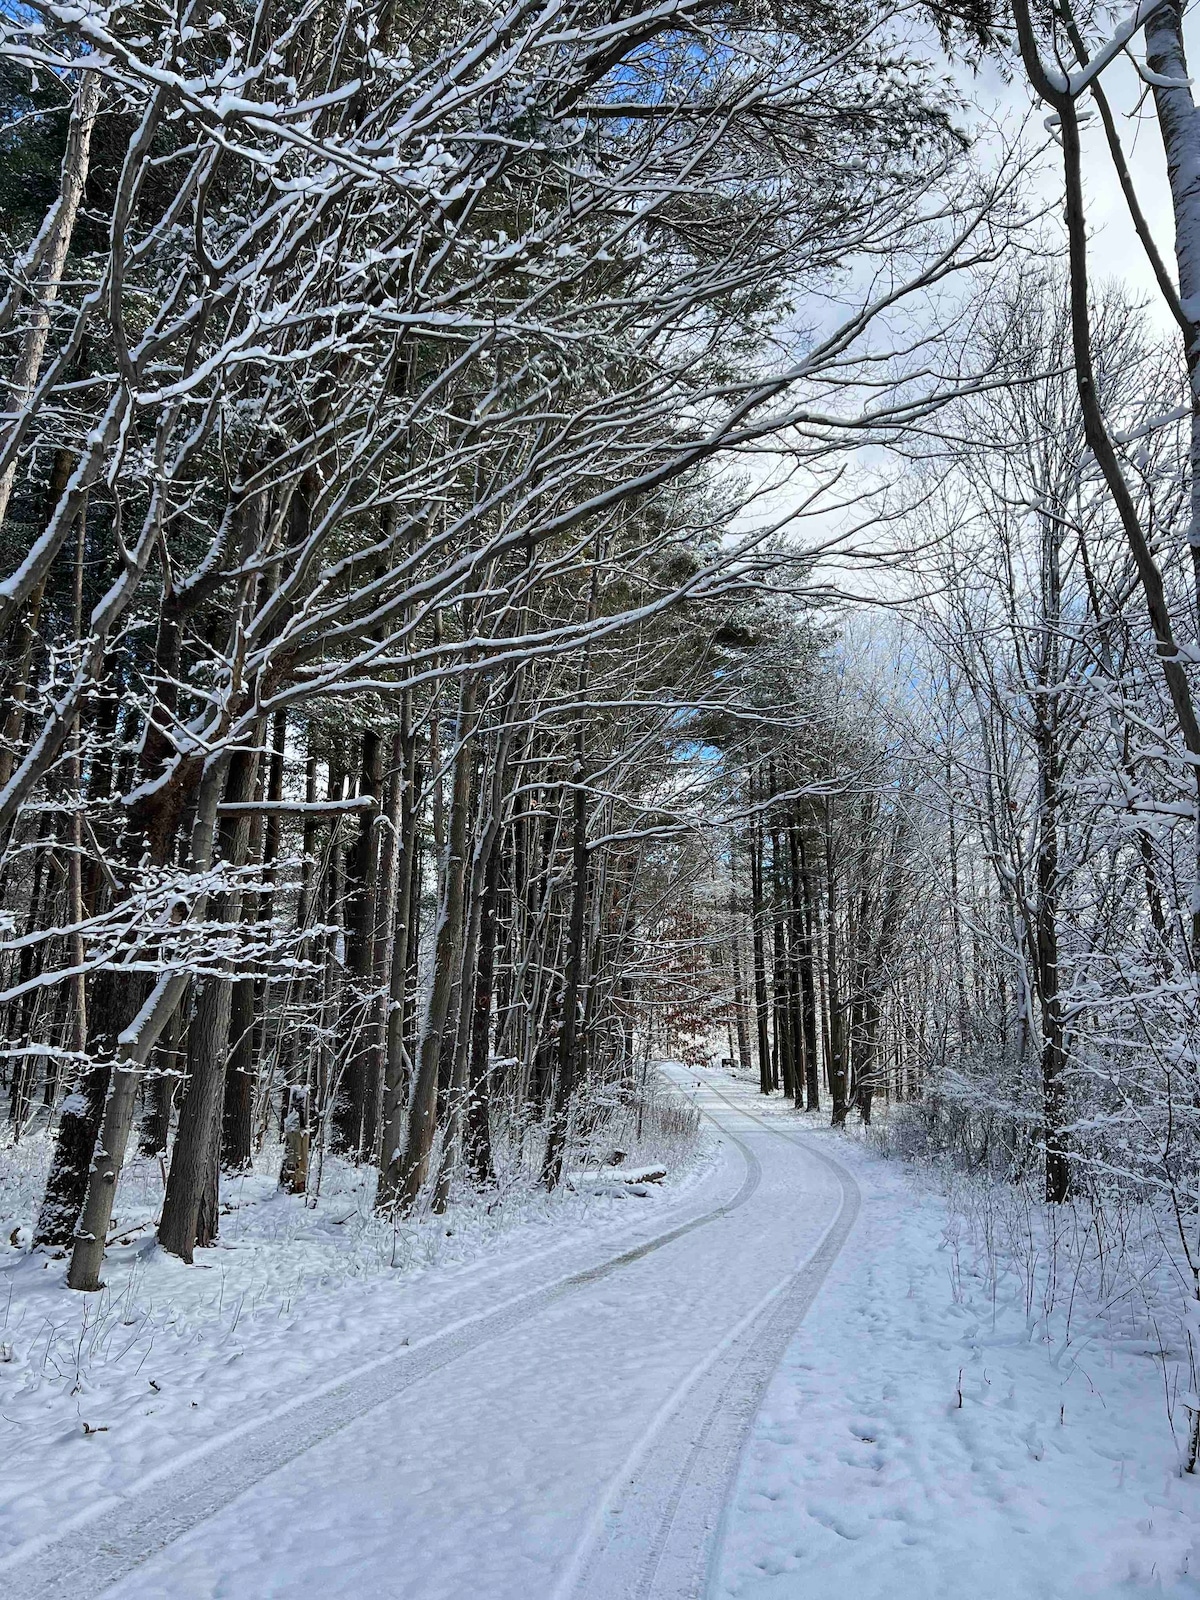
[4,1071,858,1600]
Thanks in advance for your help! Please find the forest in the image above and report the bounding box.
[4,0,1200,1590]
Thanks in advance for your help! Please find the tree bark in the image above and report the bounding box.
[374,730,420,1210]
[159,975,234,1260]
[730,898,753,1078]
[0,71,102,539]
[542,719,590,1189]
[390,679,476,1213]
[466,839,500,1185]
[749,814,772,1094]
[67,752,232,1290]
[158,745,259,1262]
[824,797,849,1128]
[333,730,383,1156]
[796,823,821,1112]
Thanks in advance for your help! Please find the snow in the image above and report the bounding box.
[4,1067,1200,1598]
[0,1070,842,1598]
[1066,0,1168,95]
[0,1110,714,1586]
[714,1082,1200,1600]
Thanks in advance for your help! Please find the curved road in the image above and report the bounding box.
[8,1070,859,1600]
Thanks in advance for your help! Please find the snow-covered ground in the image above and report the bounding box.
[0,1069,848,1599]
[4,1066,1199,1599]
[0,1100,712,1582]
[714,1073,1200,1600]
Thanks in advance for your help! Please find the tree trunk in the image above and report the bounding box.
[769,813,795,1102]
[375,732,420,1210]
[157,745,259,1262]
[333,730,383,1156]
[220,973,255,1172]
[749,815,772,1094]
[390,680,476,1213]
[466,839,500,1186]
[824,798,849,1128]
[139,1008,180,1158]
[67,752,232,1290]
[159,975,234,1260]
[730,904,753,1078]
[0,71,102,540]
[542,720,590,1189]
[279,1085,311,1195]
[34,975,119,1250]
[797,829,821,1113]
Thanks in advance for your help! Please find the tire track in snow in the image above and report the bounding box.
[2,1113,761,1600]
[559,1079,861,1600]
